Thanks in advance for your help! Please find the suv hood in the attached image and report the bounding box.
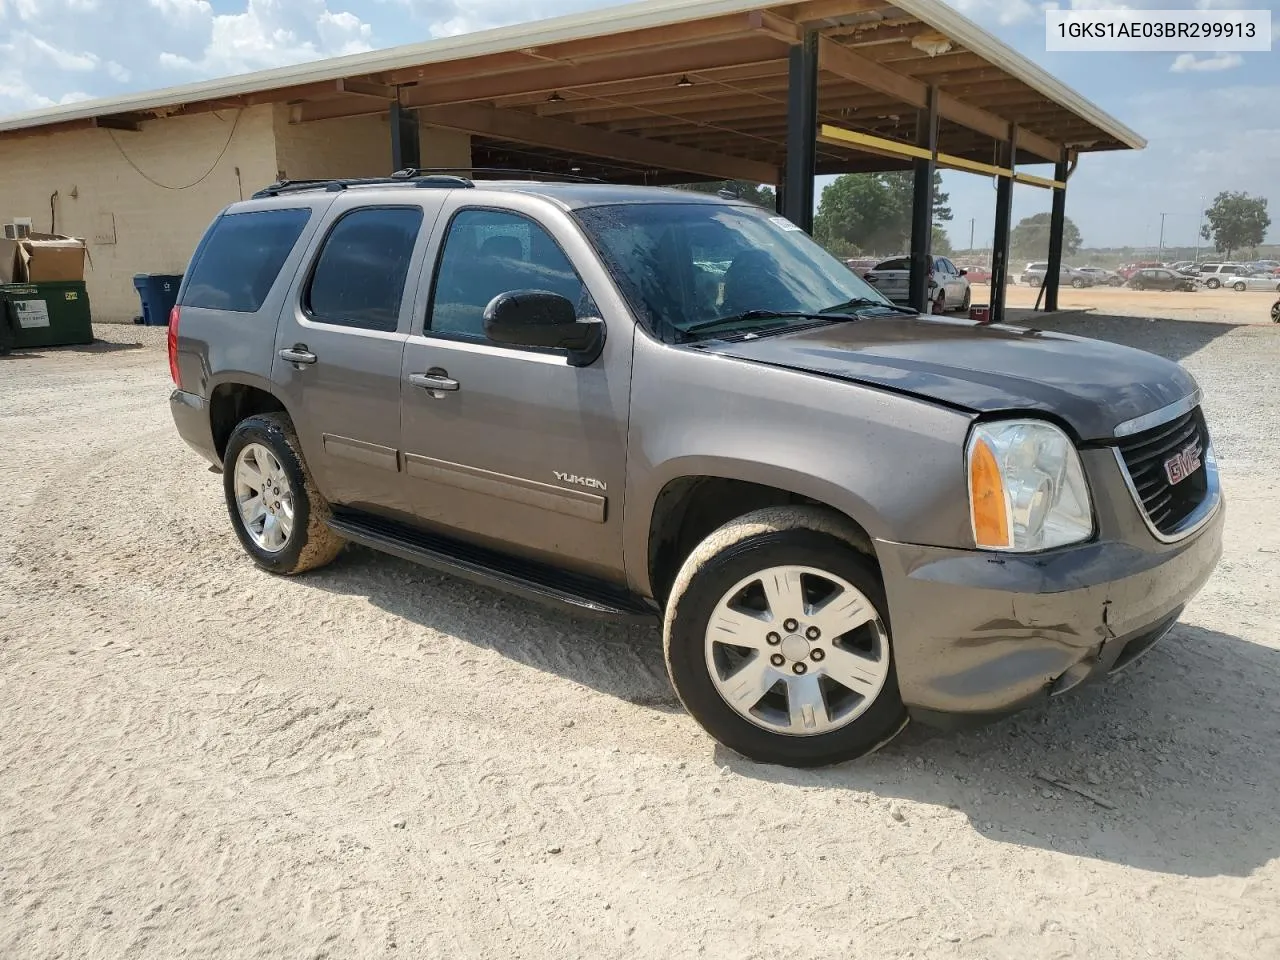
[704,316,1197,441]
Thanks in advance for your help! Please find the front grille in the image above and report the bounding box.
[1116,406,1210,536]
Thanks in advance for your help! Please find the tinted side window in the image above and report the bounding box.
[429,208,594,341]
[306,206,424,332]
[183,208,311,313]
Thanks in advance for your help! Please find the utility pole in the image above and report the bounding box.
[1194,195,1205,263]
[1158,212,1169,258]
[969,217,975,255]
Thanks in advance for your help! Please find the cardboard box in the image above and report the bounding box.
[0,233,87,284]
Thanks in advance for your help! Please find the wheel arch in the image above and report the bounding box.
[643,467,882,608]
[208,379,290,463]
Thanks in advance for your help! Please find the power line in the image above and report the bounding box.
[106,109,244,191]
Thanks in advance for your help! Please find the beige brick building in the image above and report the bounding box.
[0,107,469,322]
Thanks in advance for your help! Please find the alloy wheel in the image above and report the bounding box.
[233,442,295,552]
[703,565,890,736]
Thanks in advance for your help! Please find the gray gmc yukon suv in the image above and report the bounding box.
[169,173,1223,767]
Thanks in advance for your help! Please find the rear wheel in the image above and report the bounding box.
[663,507,907,767]
[223,413,345,575]
[1271,299,1280,323]
[1206,278,1221,289]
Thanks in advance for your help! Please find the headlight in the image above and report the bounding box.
[966,420,1093,551]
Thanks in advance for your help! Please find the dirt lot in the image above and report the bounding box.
[978,281,1280,325]
[2,313,1279,960]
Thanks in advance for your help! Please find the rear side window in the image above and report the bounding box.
[305,207,424,332]
[183,208,311,313]
[874,258,910,270]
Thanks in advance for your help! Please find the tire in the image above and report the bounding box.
[1206,278,1220,289]
[1234,282,1246,292]
[1133,282,1145,291]
[222,412,345,575]
[663,507,907,767]
[932,290,945,314]
[958,286,971,313]
[1272,300,1280,323]
[1071,278,1086,289]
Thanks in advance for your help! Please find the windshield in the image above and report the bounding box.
[572,202,894,342]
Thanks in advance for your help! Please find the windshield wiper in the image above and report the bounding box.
[820,297,918,316]
[681,310,855,338]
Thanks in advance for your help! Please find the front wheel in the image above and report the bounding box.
[1133,282,1146,291]
[1071,278,1086,288]
[663,507,906,767]
[1234,282,1247,292]
[1271,299,1280,323]
[1206,278,1221,289]
[958,286,972,313]
[223,413,345,575]
[932,290,945,314]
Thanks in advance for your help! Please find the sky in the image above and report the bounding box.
[0,0,1276,251]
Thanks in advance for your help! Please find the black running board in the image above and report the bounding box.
[326,511,659,623]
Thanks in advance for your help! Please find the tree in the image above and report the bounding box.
[813,171,951,256]
[1009,212,1082,260]
[678,181,776,209]
[931,225,953,257]
[1201,191,1270,259]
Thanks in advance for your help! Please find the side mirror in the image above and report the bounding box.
[483,290,605,366]
[958,268,968,276]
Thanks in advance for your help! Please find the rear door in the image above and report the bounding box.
[272,192,445,513]
[397,194,634,582]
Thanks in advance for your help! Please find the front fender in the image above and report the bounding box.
[623,334,977,598]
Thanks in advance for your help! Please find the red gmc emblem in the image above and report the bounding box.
[1164,441,1203,486]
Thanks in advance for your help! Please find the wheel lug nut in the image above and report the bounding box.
[805,626,820,640]
[793,662,807,675]
[783,619,798,632]
[811,648,825,662]
[770,654,785,667]
[766,632,781,646]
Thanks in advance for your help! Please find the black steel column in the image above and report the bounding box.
[1043,149,1069,311]
[907,86,938,314]
[390,99,420,173]
[989,132,1016,325]
[783,31,818,232]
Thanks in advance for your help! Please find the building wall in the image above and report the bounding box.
[0,105,278,322]
[0,105,473,323]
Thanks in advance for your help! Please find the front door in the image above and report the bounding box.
[399,196,633,583]
[273,194,443,513]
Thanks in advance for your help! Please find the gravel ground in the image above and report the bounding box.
[2,316,1279,960]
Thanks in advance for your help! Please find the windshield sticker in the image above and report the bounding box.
[769,216,803,232]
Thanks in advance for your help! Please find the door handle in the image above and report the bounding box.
[408,372,460,393]
[279,346,317,365]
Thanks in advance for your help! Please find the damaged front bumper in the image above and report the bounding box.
[874,494,1224,727]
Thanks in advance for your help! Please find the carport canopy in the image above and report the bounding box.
[0,0,1145,319]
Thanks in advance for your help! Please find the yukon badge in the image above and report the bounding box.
[555,471,607,492]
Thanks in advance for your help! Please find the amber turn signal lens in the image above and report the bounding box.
[969,437,1011,549]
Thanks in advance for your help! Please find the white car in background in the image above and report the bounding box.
[1197,263,1250,288]
[1076,266,1124,287]
[1223,271,1280,293]
[862,255,972,313]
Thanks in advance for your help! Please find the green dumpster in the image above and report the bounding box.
[0,281,93,349]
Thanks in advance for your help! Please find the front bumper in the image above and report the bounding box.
[170,389,220,468]
[874,494,1224,726]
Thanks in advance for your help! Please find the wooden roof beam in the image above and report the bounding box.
[399,36,791,107]
[816,35,1060,159]
[415,102,777,182]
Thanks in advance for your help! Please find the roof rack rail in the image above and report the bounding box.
[252,173,474,199]
[393,167,606,184]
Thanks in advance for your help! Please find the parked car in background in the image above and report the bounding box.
[957,264,992,284]
[1273,298,1280,323]
[1126,267,1199,292]
[843,257,879,279]
[1223,271,1280,293]
[863,255,971,312]
[1021,262,1094,288]
[1076,266,1124,287]
[1197,263,1249,288]
[1118,261,1163,279]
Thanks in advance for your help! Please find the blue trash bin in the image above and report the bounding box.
[133,274,183,326]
